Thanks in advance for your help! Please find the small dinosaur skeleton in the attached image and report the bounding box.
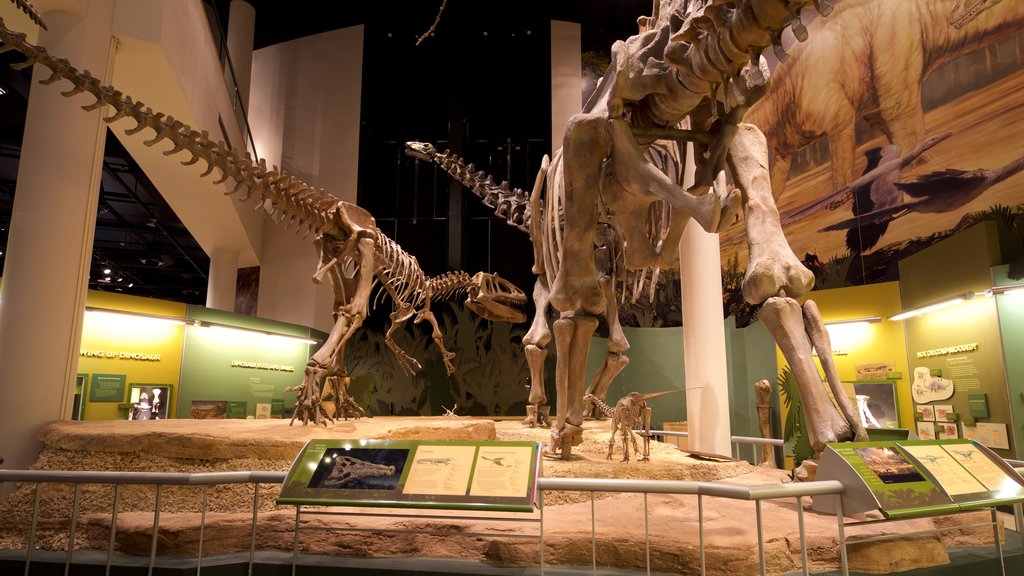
[323,455,396,488]
[0,7,527,427]
[585,390,680,462]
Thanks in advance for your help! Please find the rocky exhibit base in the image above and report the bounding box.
[0,417,1014,575]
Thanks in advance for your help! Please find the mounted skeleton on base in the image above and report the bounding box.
[0,4,527,427]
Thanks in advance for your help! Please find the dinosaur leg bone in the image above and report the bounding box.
[523,278,553,428]
[548,112,610,316]
[546,315,599,459]
[727,123,814,304]
[385,305,423,376]
[414,308,457,375]
[803,300,868,441]
[758,296,854,455]
[583,271,630,418]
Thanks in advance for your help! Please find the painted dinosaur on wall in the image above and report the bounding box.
[0,9,526,426]
[745,0,1024,199]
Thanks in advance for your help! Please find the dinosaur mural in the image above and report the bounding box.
[746,0,1024,199]
[0,8,527,427]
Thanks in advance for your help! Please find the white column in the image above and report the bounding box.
[226,0,255,110]
[0,0,115,480]
[206,246,239,311]
[680,145,732,456]
[550,20,581,150]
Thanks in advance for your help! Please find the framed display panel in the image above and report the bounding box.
[812,439,1024,519]
[849,380,900,430]
[278,439,542,512]
[88,373,126,403]
[127,384,173,420]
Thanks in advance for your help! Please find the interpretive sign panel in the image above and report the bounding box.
[813,439,1024,519]
[88,373,126,402]
[277,439,541,512]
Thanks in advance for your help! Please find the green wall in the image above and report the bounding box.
[585,320,778,440]
[994,264,1024,460]
[176,306,326,419]
[900,222,1017,458]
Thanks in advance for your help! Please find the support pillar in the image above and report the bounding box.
[680,144,732,456]
[226,0,255,110]
[206,246,239,311]
[0,0,115,482]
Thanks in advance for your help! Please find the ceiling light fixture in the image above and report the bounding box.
[823,316,881,327]
[889,291,975,321]
[192,320,320,345]
[84,307,189,325]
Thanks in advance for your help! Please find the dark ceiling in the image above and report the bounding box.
[0,0,650,306]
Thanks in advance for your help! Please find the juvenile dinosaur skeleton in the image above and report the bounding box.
[585,390,680,462]
[0,10,526,427]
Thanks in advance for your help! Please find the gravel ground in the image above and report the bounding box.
[0,417,762,553]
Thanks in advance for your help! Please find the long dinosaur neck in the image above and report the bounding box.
[426,148,531,233]
[0,17,342,240]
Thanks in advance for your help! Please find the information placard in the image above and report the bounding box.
[277,439,542,512]
[813,439,1024,518]
[88,373,126,402]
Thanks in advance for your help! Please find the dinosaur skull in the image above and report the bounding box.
[404,141,436,161]
[466,272,527,323]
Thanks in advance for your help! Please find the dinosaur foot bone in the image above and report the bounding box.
[523,404,551,428]
[543,422,584,460]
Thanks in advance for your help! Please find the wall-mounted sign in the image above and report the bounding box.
[230,360,295,372]
[915,342,978,359]
[81,349,161,361]
[88,373,126,402]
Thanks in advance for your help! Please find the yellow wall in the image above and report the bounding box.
[78,292,187,420]
[777,282,913,453]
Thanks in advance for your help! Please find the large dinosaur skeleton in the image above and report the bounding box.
[406,140,639,428]
[423,0,869,460]
[0,9,526,427]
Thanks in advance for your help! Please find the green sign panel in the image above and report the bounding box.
[278,439,541,513]
[227,401,248,419]
[88,373,126,402]
[814,439,1024,519]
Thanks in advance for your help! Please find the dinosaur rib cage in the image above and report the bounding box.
[0,19,343,241]
[369,230,475,312]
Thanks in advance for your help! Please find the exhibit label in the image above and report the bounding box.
[81,349,161,361]
[916,342,978,358]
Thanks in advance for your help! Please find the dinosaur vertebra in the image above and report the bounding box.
[0,12,526,427]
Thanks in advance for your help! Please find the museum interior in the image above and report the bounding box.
[1,0,1024,574]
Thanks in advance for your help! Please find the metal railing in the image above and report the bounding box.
[1,465,1021,576]
[640,429,785,466]
[0,467,844,576]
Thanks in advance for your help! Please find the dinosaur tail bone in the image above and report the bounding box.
[757,296,859,456]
